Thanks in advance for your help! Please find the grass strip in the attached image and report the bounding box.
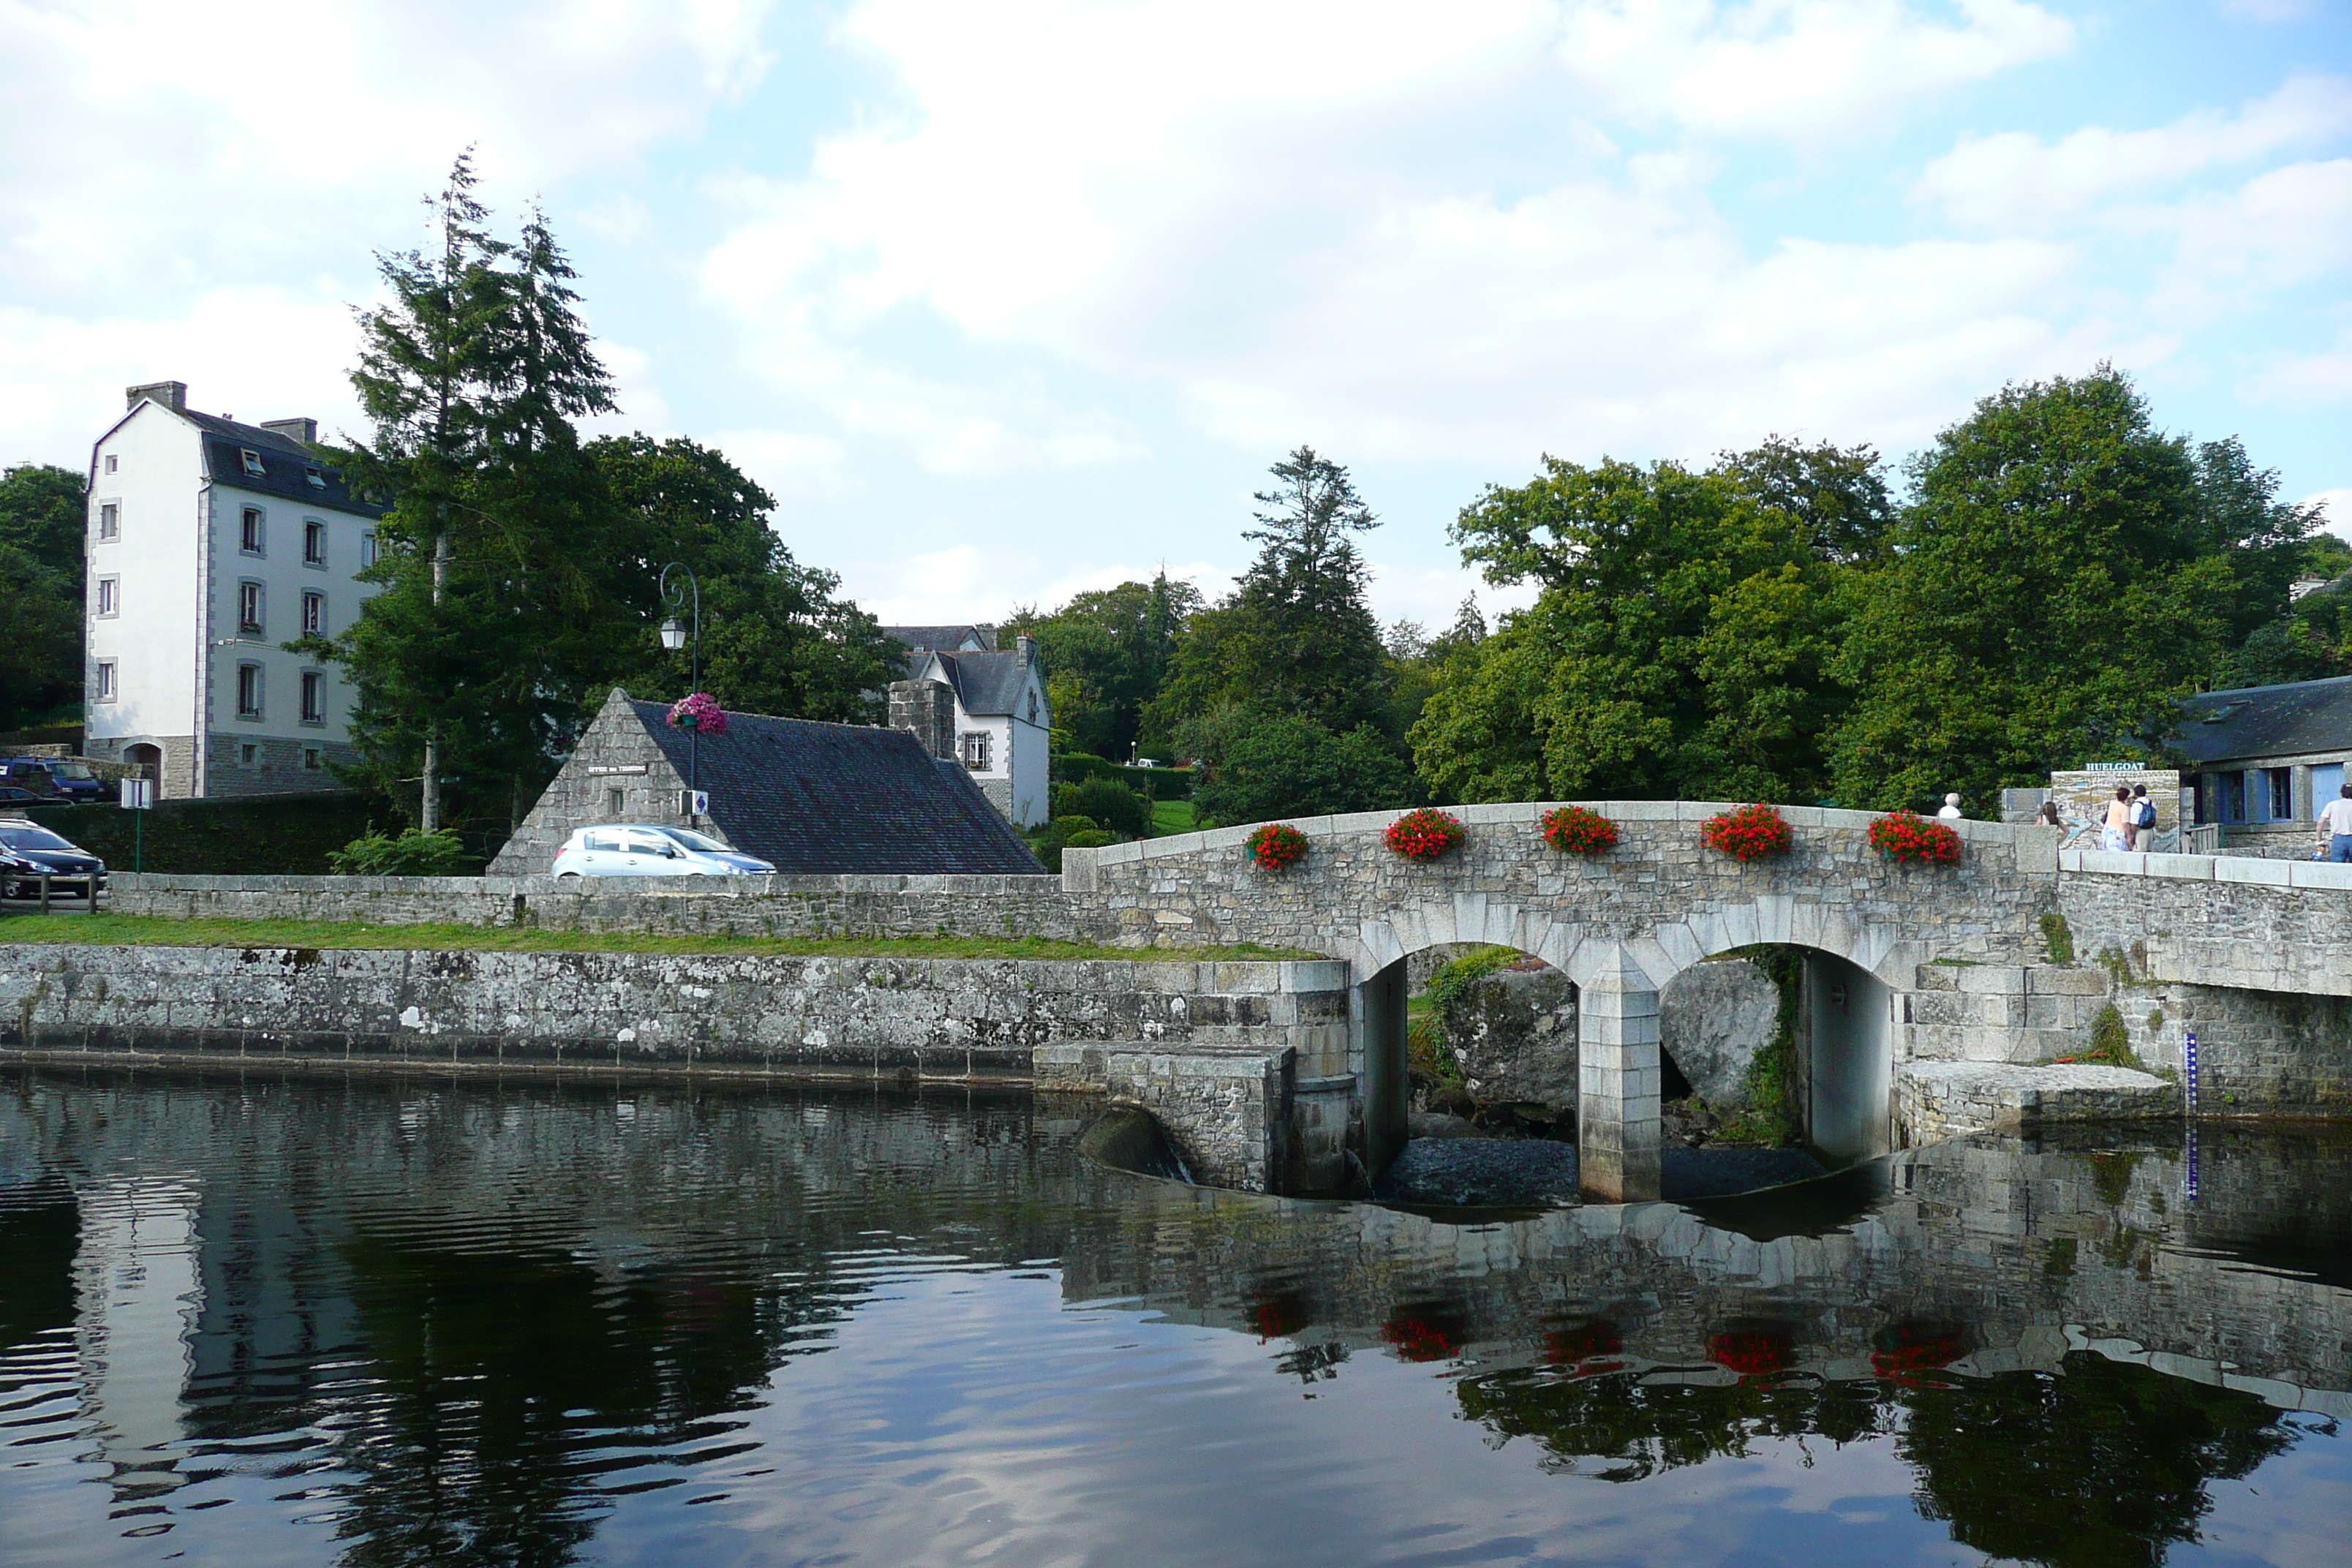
[0,913,1321,963]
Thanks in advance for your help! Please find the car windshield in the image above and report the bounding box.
[658,828,731,853]
[53,764,97,780]
[0,826,75,851]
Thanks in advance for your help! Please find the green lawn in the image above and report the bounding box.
[0,913,1318,963]
[1151,798,1197,836]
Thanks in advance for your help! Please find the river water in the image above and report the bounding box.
[1,1066,2348,1567]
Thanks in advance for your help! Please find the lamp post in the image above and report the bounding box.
[659,562,701,814]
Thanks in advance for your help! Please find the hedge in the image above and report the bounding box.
[21,791,387,875]
[1055,751,1192,801]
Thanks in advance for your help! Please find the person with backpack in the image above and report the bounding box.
[2128,785,2157,849]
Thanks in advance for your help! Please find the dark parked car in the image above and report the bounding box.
[0,758,107,802]
[0,820,106,900]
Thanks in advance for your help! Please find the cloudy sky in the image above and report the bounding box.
[4,0,2348,627]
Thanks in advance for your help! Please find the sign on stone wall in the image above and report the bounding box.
[2048,768,2180,852]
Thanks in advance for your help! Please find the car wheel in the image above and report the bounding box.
[556,872,581,882]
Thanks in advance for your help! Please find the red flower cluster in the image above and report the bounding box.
[667,692,728,736]
[1385,807,1466,862]
[1702,803,1792,862]
[1708,1327,1795,1376]
[1541,804,1618,855]
[1245,822,1308,872]
[1868,810,1961,867]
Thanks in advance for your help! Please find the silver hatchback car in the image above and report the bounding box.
[550,824,776,880]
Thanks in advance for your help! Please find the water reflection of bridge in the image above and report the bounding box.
[2,1070,2347,1565]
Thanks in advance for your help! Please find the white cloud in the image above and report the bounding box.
[697,0,2114,482]
[2304,488,2352,537]
[1554,0,2075,138]
[2247,331,2352,404]
[1915,75,2352,231]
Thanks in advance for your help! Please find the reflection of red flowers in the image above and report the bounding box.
[1386,808,1466,862]
[1245,823,1308,872]
[1545,1319,1624,1365]
[1382,1313,1460,1363]
[1872,1327,1967,1379]
[1708,1328,1794,1376]
[1252,1292,1311,1341]
[1541,805,1619,855]
[1702,803,1793,862]
[1868,810,1961,867]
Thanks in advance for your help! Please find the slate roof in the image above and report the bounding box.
[2178,676,2352,766]
[630,700,1042,874]
[919,648,1036,718]
[883,625,994,654]
[184,410,381,519]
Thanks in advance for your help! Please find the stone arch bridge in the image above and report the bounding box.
[1063,802,2062,1200]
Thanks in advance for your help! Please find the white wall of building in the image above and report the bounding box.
[1007,712,1049,825]
[85,406,204,793]
[203,479,369,748]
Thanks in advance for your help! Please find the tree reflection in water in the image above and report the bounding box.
[0,1070,2345,1568]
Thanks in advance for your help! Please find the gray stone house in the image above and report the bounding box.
[2178,674,2352,854]
[487,688,1042,876]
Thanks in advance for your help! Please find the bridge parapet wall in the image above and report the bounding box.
[1065,801,2056,988]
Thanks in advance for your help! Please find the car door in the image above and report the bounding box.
[622,830,678,875]
[577,829,622,874]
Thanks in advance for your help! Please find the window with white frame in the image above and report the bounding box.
[300,670,325,725]
[361,532,378,568]
[103,454,118,475]
[304,519,326,565]
[960,731,991,772]
[96,576,119,617]
[94,660,117,701]
[236,663,263,719]
[98,502,119,540]
[239,581,265,634]
[240,448,265,478]
[241,507,265,554]
[302,590,325,636]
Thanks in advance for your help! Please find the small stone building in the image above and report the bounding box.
[488,688,1043,876]
[2177,675,2352,855]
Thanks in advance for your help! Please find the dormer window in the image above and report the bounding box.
[240,448,265,478]
[305,464,325,489]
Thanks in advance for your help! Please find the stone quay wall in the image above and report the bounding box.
[105,872,1085,943]
[0,943,1352,1189]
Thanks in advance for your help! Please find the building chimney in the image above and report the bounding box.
[260,417,318,446]
[126,380,188,412]
[1017,633,1037,663]
[888,679,957,760]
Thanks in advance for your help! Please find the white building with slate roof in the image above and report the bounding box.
[81,381,382,799]
[881,625,1051,827]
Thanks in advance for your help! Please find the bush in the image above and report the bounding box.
[1052,777,1148,837]
[1051,814,1099,835]
[1063,829,1117,849]
[1183,711,1415,827]
[328,826,476,876]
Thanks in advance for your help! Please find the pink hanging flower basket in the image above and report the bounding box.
[668,693,728,736]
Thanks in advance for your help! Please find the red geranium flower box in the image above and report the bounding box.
[1245,822,1308,872]
[1541,804,1618,855]
[1385,808,1466,862]
[1701,803,1791,862]
[1868,809,1961,866]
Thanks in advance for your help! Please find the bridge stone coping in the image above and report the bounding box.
[2062,845,2352,890]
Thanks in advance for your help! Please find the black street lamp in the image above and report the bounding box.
[659,561,701,812]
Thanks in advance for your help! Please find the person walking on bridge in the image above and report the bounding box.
[2318,783,2352,863]
[2102,786,2134,853]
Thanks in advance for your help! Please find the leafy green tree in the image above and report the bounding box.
[0,463,86,728]
[1826,366,2300,808]
[1414,447,1855,803]
[1009,571,1202,760]
[1148,446,1395,739]
[1186,710,1417,826]
[592,434,897,723]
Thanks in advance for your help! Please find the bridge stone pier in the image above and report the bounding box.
[1064,801,2065,1200]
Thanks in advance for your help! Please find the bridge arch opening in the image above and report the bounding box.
[1353,935,1895,1202]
